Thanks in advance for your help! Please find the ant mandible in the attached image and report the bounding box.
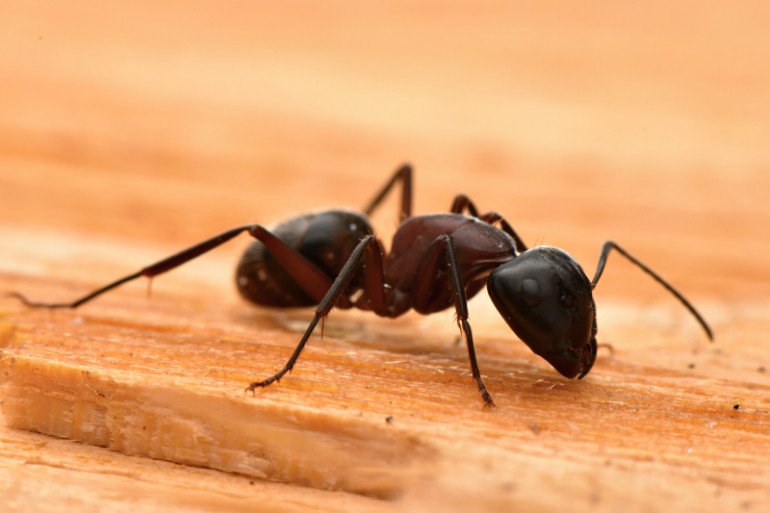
[10,164,713,407]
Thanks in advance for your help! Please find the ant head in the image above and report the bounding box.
[487,247,597,379]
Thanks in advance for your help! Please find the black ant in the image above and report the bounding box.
[9,164,713,407]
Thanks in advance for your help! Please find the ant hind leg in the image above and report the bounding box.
[8,224,335,310]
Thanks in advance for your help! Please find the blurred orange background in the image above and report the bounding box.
[1,2,768,301]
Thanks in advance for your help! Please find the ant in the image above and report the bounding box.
[10,164,713,407]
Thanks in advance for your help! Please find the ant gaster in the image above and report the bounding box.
[10,164,713,407]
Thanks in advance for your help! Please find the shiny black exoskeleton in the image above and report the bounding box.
[236,211,376,308]
[10,164,713,407]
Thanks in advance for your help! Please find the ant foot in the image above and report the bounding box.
[244,375,280,395]
[481,391,496,409]
[7,291,69,309]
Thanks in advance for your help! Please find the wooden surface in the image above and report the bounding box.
[2,2,770,512]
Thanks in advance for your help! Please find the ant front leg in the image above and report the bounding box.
[450,194,481,218]
[9,225,333,309]
[450,194,528,253]
[246,234,386,392]
[414,234,495,407]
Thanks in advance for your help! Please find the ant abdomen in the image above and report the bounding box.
[235,210,374,307]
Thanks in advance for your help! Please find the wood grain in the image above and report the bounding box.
[1,2,769,512]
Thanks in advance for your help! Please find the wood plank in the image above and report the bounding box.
[2,2,769,512]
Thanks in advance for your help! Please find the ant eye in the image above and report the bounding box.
[520,278,541,305]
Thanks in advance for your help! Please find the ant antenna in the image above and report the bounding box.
[591,241,713,341]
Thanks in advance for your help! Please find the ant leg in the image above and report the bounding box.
[591,241,713,340]
[9,225,333,309]
[450,195,527,253]
[449,194,480,217]
[246,235,385,392]
[478,212,528,253]
[363,163,413,223]
[414,234,495,407]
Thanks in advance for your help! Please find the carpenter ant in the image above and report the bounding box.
[10,164,712,407]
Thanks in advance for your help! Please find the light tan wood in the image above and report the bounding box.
[2,2,770,512]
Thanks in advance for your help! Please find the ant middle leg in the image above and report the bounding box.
[363,163,413,223]
[246,234,388,392]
